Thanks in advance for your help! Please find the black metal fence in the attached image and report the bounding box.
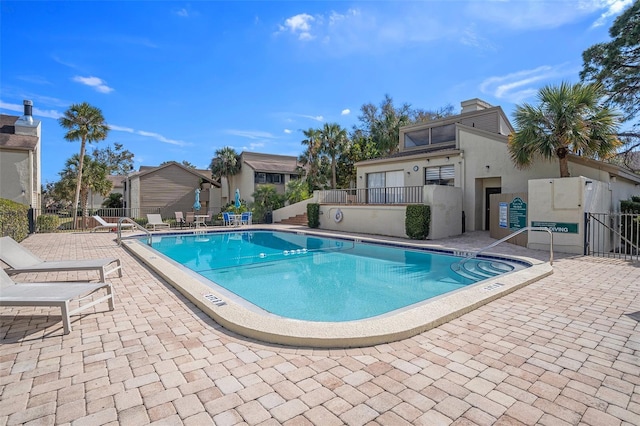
[317,186,423,205]
[585,212,640,261]
[27,207,162,233]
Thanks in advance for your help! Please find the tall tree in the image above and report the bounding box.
[580,1,639,120]
[160,160,197,169]
[508,82,621,177]
[320,123,348,189]
[56,154,112,227]
[92,143,134,175]
[358,94,412,155]
[209,147,240,202]
[59,102,109,228]
[581,1,639,171]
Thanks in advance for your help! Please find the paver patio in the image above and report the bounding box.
[1,230,638,425]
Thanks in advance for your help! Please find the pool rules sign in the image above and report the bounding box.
[508,197,527,230]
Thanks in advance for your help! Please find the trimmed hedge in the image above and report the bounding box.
[37,214,60,232]
[307,203,320,228]
[0,198,29,242]
[405,205,431,240]
[621,198,640,214]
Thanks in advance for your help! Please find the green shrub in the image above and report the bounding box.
[405,205,431,240]
[631,196,640,203]
[621,199,640,214]
[37,214,60,233]
[0,198,29,242]
[307,203,320,228]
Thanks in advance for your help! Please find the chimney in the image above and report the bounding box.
[460,98,492,114]
[15,100,40,136]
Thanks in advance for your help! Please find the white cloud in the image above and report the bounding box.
[110,124,188,146]
[591,0,632,27]
[467,0,632,31]
[278,13,315,40]
[479,64,578,103]
[226,129,277,139]
[72,76,114,93]
[284,129,292,134]
[175,8,189,17]
[341,109,351,116]
[297,114,324,122]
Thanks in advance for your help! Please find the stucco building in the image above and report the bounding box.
[0,100,41,209]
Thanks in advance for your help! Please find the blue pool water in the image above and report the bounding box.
[150,231,522,322]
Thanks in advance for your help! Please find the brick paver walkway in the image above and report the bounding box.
[1,231,638,425]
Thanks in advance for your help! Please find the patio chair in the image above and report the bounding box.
[240,212,252,225]
[146,214,170,231]
[175,212,186,229]
[185,212,195,228]
[0,268,114,335]
[91,215,134,233]
[222,212,233,226]
[0,236,122,282]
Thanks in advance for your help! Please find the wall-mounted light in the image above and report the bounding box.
[359,175,363,179]
[407,171,411,175]
[426,158,430,163]
[446,156,450,161]
[485,165,490,170]
[585,180,593,191]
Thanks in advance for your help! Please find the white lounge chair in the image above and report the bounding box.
[91,215,134,233]
[0,268,114,335]
[146,214,170,231]
[0,236,122,282]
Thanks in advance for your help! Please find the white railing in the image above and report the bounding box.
[318,186,423,205]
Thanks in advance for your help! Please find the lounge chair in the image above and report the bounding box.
[146,214,170,231]
[0,236,122,282]
[0,268,114,335]
[91,215,134,233]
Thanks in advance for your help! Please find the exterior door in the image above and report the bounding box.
[485,187,501,231]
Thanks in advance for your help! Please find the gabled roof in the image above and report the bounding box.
[0,114,38,151]
[129,161,220,187]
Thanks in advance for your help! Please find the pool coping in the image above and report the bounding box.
[122,230,553,348]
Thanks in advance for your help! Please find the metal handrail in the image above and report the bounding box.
[455,227,553,270]
[117,217,152,246]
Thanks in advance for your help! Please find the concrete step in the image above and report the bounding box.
[277,213,308,226]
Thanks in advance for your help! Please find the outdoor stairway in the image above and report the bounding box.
[451,259,514,282]
[277,213,308,226]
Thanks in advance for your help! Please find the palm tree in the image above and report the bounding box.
[300,128,323,190]
[320,123,348,189]
[209,147,240,203]
[509,82,621,177]
[59,103,109,228]
[56,155,112,228]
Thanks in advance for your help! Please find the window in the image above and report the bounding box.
[255,172,284,184]
[404,124,456,149]
[430,124,456,144]
[367,171,404,203]
[425,165,455,186]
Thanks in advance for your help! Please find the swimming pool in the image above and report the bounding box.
[123,229,552,347]
[149,231,523,321]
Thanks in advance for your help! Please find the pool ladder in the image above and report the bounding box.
[116,217,153,246]
[453,226,554,272]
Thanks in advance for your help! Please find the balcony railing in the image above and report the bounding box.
[318,186,423,205]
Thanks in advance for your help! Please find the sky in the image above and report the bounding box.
[0,0,634,184]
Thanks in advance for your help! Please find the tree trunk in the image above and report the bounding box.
[556,146,570,177]
[331,157,337,189]
[72,138,87,229]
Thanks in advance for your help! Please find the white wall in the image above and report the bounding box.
[528,177,611,254]
[423,185,462,239]
[0,150,31,205]
[319,205,408,238]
